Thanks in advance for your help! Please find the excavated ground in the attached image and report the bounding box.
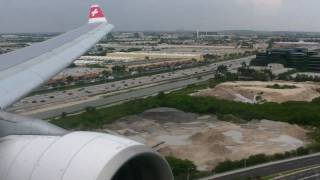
[193,81,320,103]
[103,108,309,171]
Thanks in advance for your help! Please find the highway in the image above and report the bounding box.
[273,165,320,180]
[24,73,214,119]
[8,56,254,119]
[199,153,320,180]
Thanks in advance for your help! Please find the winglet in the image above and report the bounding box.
[88,4,107,24]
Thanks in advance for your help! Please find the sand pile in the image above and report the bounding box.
[105,108,309,171]
[193,81,320,103]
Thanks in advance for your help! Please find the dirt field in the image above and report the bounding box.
[103,108,309,171]
[193,81,320,103]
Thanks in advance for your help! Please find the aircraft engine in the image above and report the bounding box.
[0,131,173,180]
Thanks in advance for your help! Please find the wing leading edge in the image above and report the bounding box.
[0,5,113,109]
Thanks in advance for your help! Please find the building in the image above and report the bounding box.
[273,41,320,50]
[49,67,106,83]
[253,48,320,71]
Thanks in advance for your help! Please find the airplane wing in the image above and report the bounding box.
[0,5,113,109]
[0,5,173,180]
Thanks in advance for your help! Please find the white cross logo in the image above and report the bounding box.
[91,8,99,17]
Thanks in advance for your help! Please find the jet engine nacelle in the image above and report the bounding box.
[0,132,173,180]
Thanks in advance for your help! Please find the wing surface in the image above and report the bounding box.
[0,10,113,109]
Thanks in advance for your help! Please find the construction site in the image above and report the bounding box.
[104,107,309,171]
[194,81,320,103]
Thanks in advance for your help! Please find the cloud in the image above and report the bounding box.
[237,0,283,14]
[1,0,320,32]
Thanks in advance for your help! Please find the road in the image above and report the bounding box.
[199,153,320,180]
[273,165,320,180]
[8,56,254,119]
[24,73,213,119]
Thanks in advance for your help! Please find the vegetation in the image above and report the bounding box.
[66,76,74,83]
[112,65,126,75]
[213,63,274,82]
[202,51,255,62]
[51,83,320,131]
[238,63,274,81]
[86,64,106,68]
[214,147,311,173]
[203,54,220,62]
[120,48,142,52]
[266,83,297,89]
[293,74,320,82]
[278,71,320,82]
[30,61,212,96]
[50,81,320,176]
[166,156,198,180]
[277,70,298,80]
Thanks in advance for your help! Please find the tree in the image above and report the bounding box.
[66,76,74,83]
[61,112,67,118]
[241,62,248,69]
[296,147,309,156]
[203,54,219,62]
[101,70,110,77]
[246,154,268,166]
[127,48,142,52]
[166,156,198,180]
[157,91,166,99]
[214,160,236,173]
[68,63,76,68]
[112,65,126,74]
[216,65,228,75]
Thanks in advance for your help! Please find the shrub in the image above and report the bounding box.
[166,156,198,180]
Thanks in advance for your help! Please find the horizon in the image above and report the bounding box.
[3,29,320,35]
[1,0,320,33]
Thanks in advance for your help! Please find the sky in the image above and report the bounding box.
[0,0,319,33]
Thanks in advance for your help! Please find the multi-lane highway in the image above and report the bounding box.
[273,165,320,180]
[8,56,254,119]
[199,153,320,180]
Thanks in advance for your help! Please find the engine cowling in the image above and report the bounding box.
[0,131,173,180]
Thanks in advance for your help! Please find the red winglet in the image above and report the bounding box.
[88,4,107,24]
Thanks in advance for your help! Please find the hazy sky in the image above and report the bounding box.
[0,0,319,33]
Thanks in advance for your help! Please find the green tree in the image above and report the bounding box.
[166,156,198,179]
[157,91,166,99]
[215,160,237,173]
[66,76,74,83]
[101,70,110,77]
[216,65,228,75]
[61,112,67,118]
[203,54,219,62]
[112,65,126,74]
[241,62,248,69]
[246,154,268,166]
